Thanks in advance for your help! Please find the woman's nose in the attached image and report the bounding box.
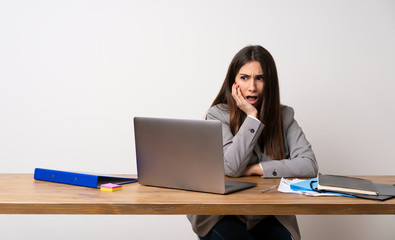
[248,79,256,91]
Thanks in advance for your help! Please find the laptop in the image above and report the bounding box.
[133,116,257,194]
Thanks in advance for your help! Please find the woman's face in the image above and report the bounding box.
[234,61,265,107]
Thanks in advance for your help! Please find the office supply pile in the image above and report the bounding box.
[278,173,395,201]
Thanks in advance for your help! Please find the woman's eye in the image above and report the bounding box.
[240,76,247,80]
[257,76,264,81]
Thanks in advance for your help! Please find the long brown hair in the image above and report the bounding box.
[210,45,285,160]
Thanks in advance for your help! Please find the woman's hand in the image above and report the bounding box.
[232,82,258,118]
[243,164,263,176]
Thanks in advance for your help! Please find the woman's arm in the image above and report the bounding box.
[207,106,264,177]
[260,108,319,178]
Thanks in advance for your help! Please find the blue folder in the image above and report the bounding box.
[290,177,354,197]
[34,168,138,188]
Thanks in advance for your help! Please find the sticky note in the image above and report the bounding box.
[100,183,122,191]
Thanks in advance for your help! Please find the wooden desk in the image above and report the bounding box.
[1,174,394,215]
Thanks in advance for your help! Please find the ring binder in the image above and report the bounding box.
[34,168,137,188]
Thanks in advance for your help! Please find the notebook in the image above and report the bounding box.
[317,173,378,195]
[133,116,257,194]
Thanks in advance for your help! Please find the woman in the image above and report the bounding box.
[187,45,318,240]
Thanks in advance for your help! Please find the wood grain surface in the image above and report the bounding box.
[1,174,394,214]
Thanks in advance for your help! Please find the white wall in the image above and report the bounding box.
[1,0,394,239]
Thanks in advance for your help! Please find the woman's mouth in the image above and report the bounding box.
[246,96,258,105]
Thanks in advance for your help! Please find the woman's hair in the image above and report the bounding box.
[210,45,285,160]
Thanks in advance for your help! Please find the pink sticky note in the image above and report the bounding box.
[101,183,121,188]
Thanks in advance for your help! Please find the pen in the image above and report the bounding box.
[262,185,277,193]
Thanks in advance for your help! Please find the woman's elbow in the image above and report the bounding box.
[224,166,243,178]
[312,164,319,177]
[307,157,319,177]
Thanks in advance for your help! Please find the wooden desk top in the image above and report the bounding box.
[1,174,394,215]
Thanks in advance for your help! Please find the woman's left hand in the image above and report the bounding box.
[243,164,263,176]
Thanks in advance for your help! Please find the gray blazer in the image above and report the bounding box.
[187,104,318,239]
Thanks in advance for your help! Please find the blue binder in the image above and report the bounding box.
[34,168,138,188]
